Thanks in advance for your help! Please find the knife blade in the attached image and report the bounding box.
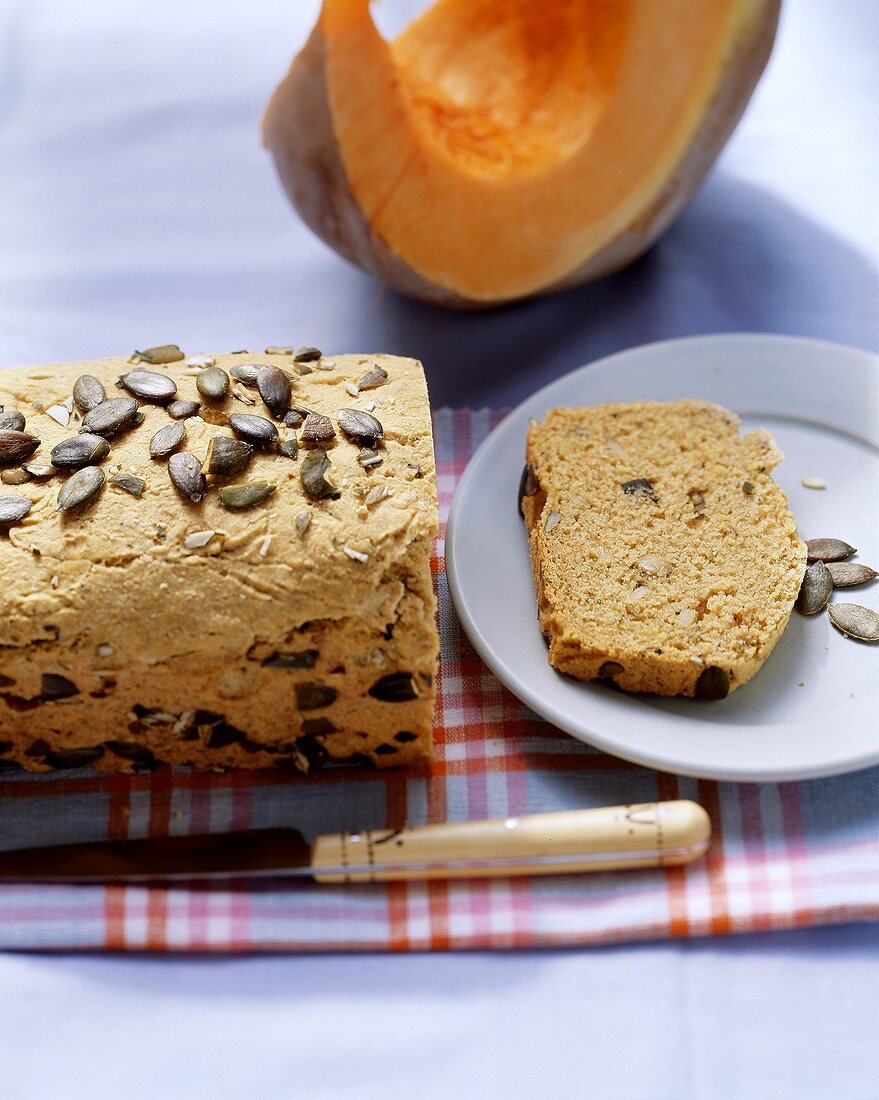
[0,800,710,884]
[0,828,312,883]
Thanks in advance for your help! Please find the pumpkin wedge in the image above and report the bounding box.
[263,0,780,308]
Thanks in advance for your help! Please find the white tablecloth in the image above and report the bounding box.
[1,1,877,1096]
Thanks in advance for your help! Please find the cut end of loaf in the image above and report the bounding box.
[521,400,806,698]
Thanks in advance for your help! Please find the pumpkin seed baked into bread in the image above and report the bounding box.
[520,400,806,699]
[0,350,437,772]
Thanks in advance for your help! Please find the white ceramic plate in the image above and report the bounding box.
[446,334,879,782]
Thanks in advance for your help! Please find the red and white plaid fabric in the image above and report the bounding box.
[1,409,877,951]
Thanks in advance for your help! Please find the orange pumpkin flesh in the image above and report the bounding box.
[264,0,780,307]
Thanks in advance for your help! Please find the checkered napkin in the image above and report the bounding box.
[1,409,877,951]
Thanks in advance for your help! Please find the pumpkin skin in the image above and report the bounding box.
[263,0,781,309]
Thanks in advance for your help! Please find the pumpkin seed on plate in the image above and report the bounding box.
[828,603,879,643]
[795,561,833,615]
[806,538,857,563]
[826,561,878,587]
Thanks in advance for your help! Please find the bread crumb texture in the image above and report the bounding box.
[521,400,806,697]
[0,352,438,771]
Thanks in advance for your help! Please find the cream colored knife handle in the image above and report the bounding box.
[311,800,710,883]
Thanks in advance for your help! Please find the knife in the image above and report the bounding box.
[0,800,709,884]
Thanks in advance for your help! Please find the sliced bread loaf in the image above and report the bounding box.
[520,400,806,698]
[0,352,438,772]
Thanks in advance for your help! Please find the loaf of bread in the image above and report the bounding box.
[0,349,438,771]
[520,400,806,698]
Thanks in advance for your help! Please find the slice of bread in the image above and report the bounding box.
[520,400,806,699]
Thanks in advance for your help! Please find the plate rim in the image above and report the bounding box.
[445,332,879,783]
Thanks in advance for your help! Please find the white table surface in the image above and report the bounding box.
[1,1,877,1096]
